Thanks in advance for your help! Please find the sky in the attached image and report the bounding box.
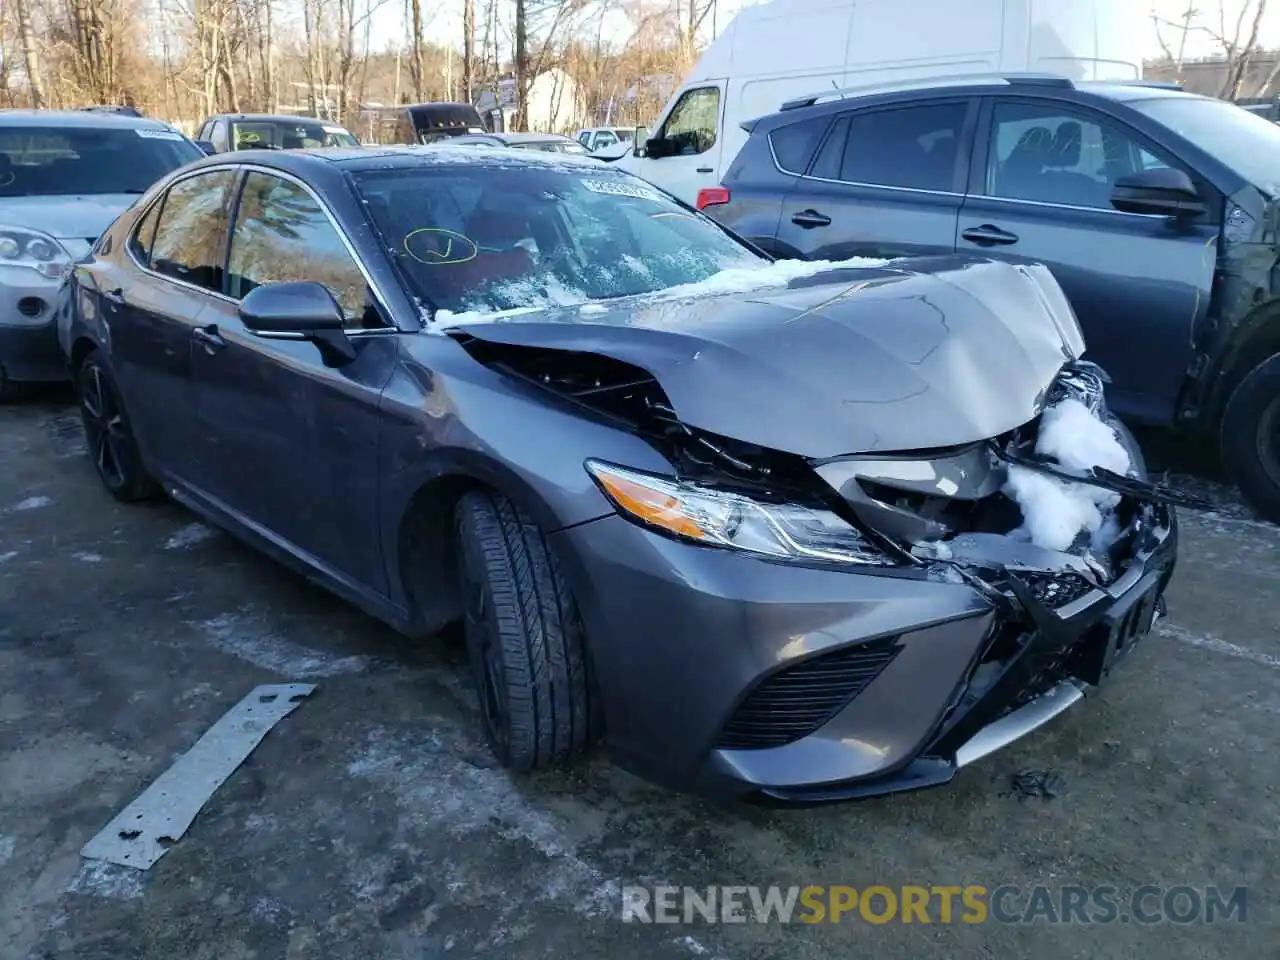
[364,0,1280,82]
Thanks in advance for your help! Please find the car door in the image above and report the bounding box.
[633,84,725,202]
[96,168,238,479]
[773,98,976,262]
[955,97,1218,424]
[189,168,396,595]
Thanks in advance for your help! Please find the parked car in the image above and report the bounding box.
[62,145,1185,803]
[575,126,635,153]
[194,113,361,153]
[706,72,1280,524]
[0,109,204,400]
[387,102,488,144]
[445,132,594,156]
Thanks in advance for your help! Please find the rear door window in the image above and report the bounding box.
[769,116,832,174]
[147,169,237,292]
[814,102,969,192]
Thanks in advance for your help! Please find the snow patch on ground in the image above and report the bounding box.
[1005,399,1132,553]
[195,612,371,678]
[72,552,103,563]
[164,522,219,550]
[347,726,622,919]
[0,835,14,863]
[1157,622,1280,670]
[428,256,889,330]
[11,496,51,512]
[0,551,18,565]
[68,861,144,900]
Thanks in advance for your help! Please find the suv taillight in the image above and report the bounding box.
[696,186,730,211]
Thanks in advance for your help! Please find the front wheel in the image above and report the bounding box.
[1221,351,1280,524]
[77,350,160,502]
[455,489,601,771]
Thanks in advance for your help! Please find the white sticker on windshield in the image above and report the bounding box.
[322,126,346,134]
[580,178,661,202]
[135,129,186,141]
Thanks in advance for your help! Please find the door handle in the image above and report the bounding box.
[103,287,126,305]
[961,224,1019,246]
[791,209,832,229]
[192,324,226,353]
[696,166,713,173]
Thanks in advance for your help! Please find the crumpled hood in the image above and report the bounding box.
[0,194,139,241]
[445,256,1087,459]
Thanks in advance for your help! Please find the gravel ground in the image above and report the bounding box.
[1,396,1277,960]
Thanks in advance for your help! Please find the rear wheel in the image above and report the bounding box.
[1221,351,1280,524]
[77,350,160,502]
[455,489,601,770]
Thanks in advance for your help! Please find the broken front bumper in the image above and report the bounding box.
[552,501,1177,806]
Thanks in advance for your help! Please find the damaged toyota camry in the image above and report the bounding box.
[64,146,1202,804]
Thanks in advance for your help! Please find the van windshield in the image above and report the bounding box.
[1130,96,1280,192]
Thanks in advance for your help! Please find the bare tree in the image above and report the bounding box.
[13,0,45,107]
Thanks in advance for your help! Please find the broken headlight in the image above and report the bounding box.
[585,460,894,566]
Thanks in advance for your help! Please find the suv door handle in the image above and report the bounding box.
[192,324,226,353]
[696,166,713,173]
[961,224,1019,246]
[792,209,832,228]
[103,287,126,306]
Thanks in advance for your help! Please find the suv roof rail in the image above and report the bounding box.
[1095,79,1184,90]
[778,72,1073,111]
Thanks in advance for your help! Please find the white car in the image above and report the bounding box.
[575,127,635,154]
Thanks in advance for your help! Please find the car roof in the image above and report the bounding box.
[179,143,608,175]
[0,109,176,131]
[207,113,348,125]
[496,132,573,143]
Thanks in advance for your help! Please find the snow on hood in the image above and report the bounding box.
[0,194,139,241]
[435,254,1088,459]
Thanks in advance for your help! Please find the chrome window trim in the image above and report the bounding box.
[124,161,404,332]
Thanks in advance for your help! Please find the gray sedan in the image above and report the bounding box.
[62,145,1183,804]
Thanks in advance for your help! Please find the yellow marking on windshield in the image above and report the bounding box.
[403,227,479,265]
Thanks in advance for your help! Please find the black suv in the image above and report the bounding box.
[707,74,1280,522]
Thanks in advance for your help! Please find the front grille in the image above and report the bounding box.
[716,638,901,750]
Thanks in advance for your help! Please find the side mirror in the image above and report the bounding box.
[1111,168,1206,218]
[644,135,671,159]
[238,280,356,365]
[194,139,217,155]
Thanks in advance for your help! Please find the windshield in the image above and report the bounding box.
[1131,96,1280,190]
[232,120,357,150]
[0,126,201,197]
[352,162,763,315]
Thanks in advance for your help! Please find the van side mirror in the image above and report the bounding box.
[645,136,672,159]
[194,139,217,155]
[1111,168,1206,218]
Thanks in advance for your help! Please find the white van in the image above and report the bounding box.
[616,0,1148,204]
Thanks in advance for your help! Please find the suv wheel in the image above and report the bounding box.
[454,489,601,770]
[77,350,160,502]
[1221,351,1280,523]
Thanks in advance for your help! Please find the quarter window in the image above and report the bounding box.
[129,198,165,265]
[148,170,237,292]
[769,116,831,174]
[810,102,967,191]
[226,172,379,328]
[985,101,1180,209]
[659,86,721,156]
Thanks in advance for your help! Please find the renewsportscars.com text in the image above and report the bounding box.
[620,884,1248,925]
